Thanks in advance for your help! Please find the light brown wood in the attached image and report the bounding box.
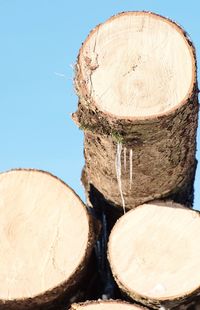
[108,201,200,309]
[77,12,195,118]
[0,169,94,309]
[70,300,145,309]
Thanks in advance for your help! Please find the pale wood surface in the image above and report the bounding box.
[0,169,90,302]
[78,12,195,118]
[108,201,200,308]
[70,300,144,309]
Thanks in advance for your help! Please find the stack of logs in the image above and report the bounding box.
[72,10,200,310]
[0,11,199,310]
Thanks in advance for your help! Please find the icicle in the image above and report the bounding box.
[123,147,127,172]
[115,142,126,214]
[129,149,133,190]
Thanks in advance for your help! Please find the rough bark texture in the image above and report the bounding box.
[0,169,96,310]
[72,12,199,212]
[74,90,198,211]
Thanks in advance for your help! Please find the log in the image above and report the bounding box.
[108,201,200,309]
[73,11,198,211]
[70,299,146,309]
[0,169,95,310]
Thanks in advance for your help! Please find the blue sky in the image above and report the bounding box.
[0,1,199,208]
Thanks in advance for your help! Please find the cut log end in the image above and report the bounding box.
[77,11,196,119]
[70,300,145,309]
[108,201,200,308]
[0,169,94,308]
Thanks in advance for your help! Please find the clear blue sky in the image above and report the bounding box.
[0,1,199,208]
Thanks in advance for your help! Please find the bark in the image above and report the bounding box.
[0,169,96,310]
[74,90,198,211]
[73,11,198,212]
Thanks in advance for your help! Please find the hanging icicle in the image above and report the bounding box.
[129,149,133,190]
[115,142,126,214]
[123,147,127,172]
